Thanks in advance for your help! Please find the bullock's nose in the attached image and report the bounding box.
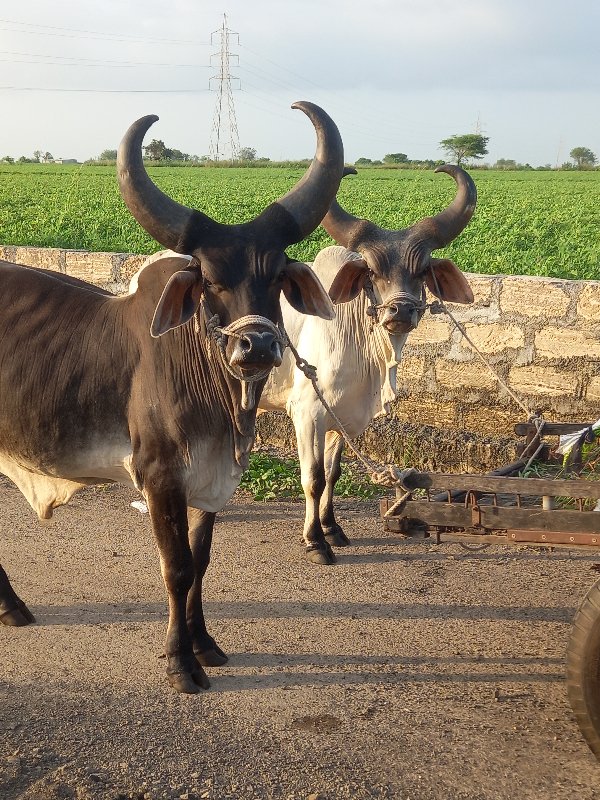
[232,330,283,369]
[381,303,421,334]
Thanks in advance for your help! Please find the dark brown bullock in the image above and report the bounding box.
[0,101,344,693]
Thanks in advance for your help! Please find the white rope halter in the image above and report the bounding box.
[364,283,427,324]
[201,298,287,410]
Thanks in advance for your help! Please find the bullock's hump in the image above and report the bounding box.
[310,245,362,291]
[129,251,193,294]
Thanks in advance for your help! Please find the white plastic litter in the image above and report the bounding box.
[131,500,149,514]
[556,418,600,455]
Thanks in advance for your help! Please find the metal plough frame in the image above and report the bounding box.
[380,421,600,551]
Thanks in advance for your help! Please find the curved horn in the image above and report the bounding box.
[320,167,377,250]
[117,115,222,253]
[417,164,477,248]
[258,101,345,245]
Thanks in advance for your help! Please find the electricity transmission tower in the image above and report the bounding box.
[208,14,241,162]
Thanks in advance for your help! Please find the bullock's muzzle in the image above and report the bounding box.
[368,290,426,335]
[229,325,284,373]
[380,301,423,334]
[205,310,286,380]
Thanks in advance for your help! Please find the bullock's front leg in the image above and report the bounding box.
[320,431,350,547]
[319,431,350,547]
[0,564,35,626]
[146,485,209,694]
[293,414,336,565]
[187,508,228,667]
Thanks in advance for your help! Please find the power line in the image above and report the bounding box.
[238,44,455,138]
[0,17,207,46]
[0,85,211,93]
[0,53,212,68]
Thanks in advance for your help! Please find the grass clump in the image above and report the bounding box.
[239,451,386,502]
[240,452,302,501]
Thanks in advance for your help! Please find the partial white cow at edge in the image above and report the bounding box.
[259,165,477,564]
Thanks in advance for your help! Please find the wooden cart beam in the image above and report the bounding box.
[398,472,600,499]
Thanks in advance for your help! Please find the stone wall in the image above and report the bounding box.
[3,245,599,471]
[0,244,145,295]
[396,273,600,428]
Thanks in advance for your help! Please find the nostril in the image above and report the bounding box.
[240,336,252,352]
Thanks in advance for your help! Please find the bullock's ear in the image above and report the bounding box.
[328,258,370,304]
[426,258,474,304]
[151,269,204,337]
[282,261,335,320]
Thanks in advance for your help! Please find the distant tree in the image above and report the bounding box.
[383,153,408,164]
[18,155,33,163]
[355,157,372,165]
[43,152,53,163]
[169,149,191,161]
[371,159,383,166]
[439,134,489,166]
[143,139,169,160]
[33,150,42,162]
[238,146,257,161]
[570,147,597,169]
[495,158,517,170]
[2,156,14,163]
[99,149,117,160]
[142,140,192,161]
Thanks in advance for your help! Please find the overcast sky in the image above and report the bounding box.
[1,0,599,166]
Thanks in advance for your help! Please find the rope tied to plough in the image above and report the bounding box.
[426,270,546,468]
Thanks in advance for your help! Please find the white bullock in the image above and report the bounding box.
[259,165,477,564]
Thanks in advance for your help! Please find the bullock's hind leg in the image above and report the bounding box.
[146,483,210,694]
[187,508,228,667]
[0,564,35,626]
[294,415,336,565]
[321,432,350,547]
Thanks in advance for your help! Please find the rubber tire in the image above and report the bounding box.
[566,576,600,760]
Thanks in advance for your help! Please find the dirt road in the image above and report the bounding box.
[1,478,600,799]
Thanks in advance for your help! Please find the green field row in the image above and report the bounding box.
[1,164,599,280]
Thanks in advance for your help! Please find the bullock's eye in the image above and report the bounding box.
[205,279,227,293]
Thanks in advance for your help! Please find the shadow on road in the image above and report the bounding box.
[29,598,577,626]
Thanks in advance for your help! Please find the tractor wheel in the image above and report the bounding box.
[566,576,600,760]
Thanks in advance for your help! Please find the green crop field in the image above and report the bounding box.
[0,163,599,280]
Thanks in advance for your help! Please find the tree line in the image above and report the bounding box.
[2,135,598,170]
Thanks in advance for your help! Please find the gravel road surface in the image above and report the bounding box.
[1,478,600,799]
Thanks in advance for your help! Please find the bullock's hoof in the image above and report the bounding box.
[305,542,337,565]
[195,641,229,667]
[167,666,210,694]
[324,526,351,547]
[0,601,35,627]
